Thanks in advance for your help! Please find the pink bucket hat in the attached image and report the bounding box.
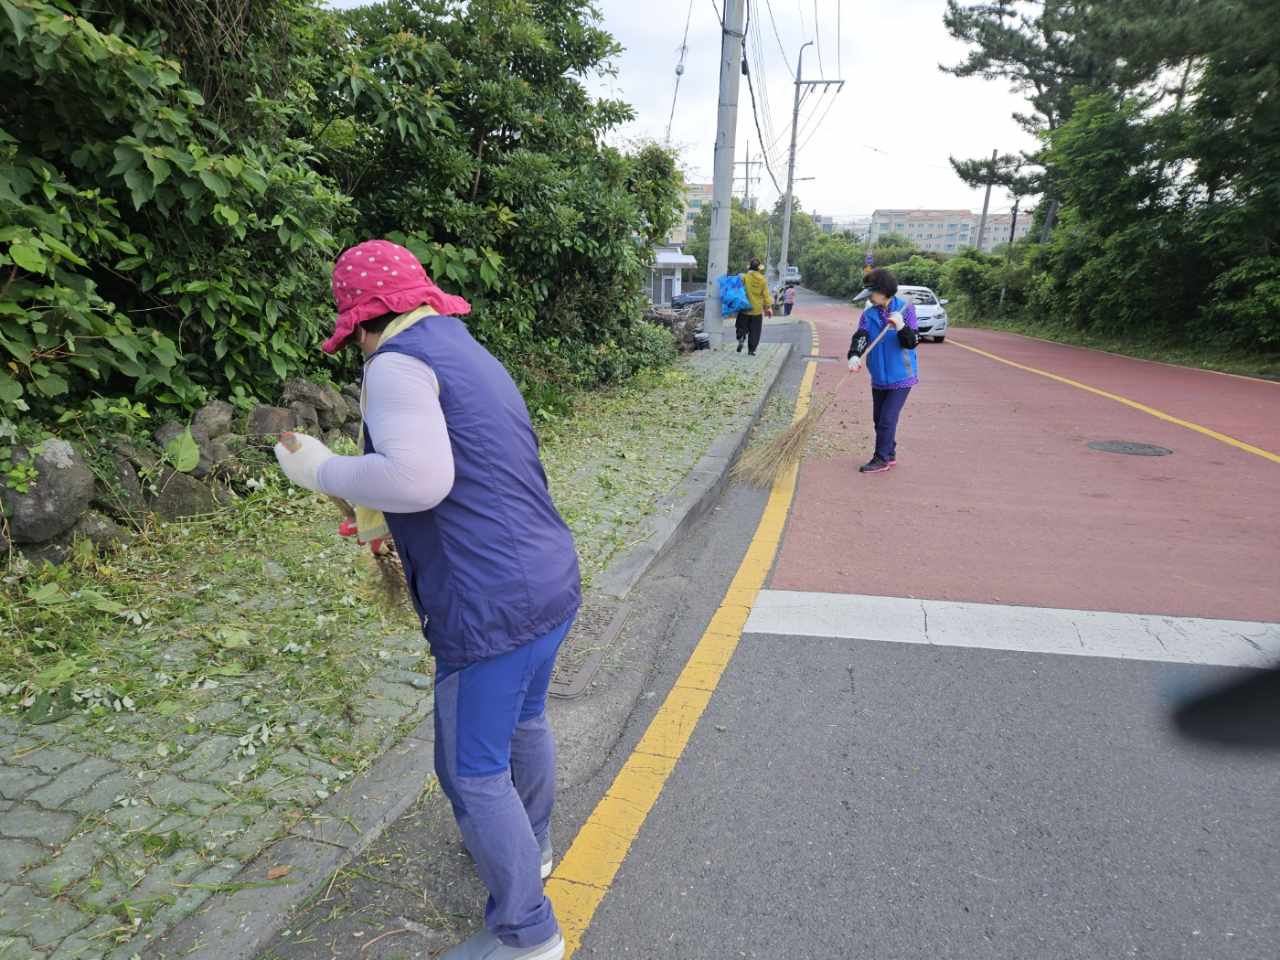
[323,239,472,354]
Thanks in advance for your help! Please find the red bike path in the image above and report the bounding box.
[770,302,1280,622]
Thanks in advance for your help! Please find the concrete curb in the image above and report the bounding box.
[147,341,793,960]
[591,341,792,600]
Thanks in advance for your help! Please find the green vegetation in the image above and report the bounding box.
[0,0,684,425]
[2,352,764,722]
[943,0,1280,354]
[686,195,822,281]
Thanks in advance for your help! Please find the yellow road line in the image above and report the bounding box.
[949,338,1280,465]
[547,360,817,955]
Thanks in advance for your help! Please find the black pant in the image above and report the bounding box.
[735,312,763,352]
[871,387,911,462]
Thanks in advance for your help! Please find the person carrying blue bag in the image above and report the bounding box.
[734,257,773,355]
[846,268,919,474]
[717,271,750,315]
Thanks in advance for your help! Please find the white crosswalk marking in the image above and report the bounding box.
[745,591,1280,668]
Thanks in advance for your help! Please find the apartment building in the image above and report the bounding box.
[868,209,975,253]
[869,208,1035,253]
[980,212,1034,251]
[812,214,872,240]
[668,182,714,246]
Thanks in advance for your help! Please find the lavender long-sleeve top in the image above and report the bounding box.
[316,353,455,513]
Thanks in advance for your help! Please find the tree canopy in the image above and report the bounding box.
[0,0,684,420]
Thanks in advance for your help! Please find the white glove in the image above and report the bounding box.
[847,355,862,372]
[887,311,906,331]
[273,432,335,492]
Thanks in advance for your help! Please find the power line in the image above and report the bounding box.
[710,0,722,26]
[814,0,824,77]
[762,0,793,78]
[746,1,785,176]
[793,84,832,144]
[666,0,697,142]
[742,1,784,194]
[797,86,841,152]
[837,0,842,76]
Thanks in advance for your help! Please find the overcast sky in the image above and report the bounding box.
[593,0,1038,217]
[329,1,1038,217]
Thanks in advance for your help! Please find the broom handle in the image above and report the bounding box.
[830,323,895,390]
[858,323,895,363]
[280,432,358,519]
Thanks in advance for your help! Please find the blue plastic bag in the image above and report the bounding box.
[717,273,750,317]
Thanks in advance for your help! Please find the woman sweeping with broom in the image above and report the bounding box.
[272,239,579,960]
[847,267,919,474]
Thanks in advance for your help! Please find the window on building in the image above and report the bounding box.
[946,243,955,250]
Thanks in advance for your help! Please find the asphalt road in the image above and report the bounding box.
[259,299,1279,960]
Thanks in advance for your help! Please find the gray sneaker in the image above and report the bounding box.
[539,835,553,880]
[440,929,565,960]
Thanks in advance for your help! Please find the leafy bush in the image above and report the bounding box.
[1202,257,1280,347]
[885,256,943,291]
[0,0,348,417]
[0,0,685,423]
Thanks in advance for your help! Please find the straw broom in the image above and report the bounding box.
[732,324,895,487]
[278,433,409,611]
[325,493,408,612]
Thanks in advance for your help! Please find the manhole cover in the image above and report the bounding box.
[1088,441,1173,457]
[549,601,630,700]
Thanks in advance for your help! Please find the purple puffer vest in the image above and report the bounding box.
[366,317,581,666]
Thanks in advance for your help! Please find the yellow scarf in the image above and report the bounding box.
[352,305,437,542]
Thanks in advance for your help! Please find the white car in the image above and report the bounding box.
[900,286,949,342]
[854,284,949,342]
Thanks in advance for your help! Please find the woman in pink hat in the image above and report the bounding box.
[275,239,579,960]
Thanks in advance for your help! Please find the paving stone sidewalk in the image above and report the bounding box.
[0,628,430,960]
[1,344,782,960]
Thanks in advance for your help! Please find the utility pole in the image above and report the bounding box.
[777,43,842,283]
[703,0,746,347]
[1039,198,1058,243]
[734,142,762,210]
[976,147,996,252]
[998,195,1021,308]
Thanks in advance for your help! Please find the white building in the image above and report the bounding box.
[648,248,697,306]
[980,212,1034,251]
[868,209,976,253]
[667,182,714,247]
[868,208,1035,253]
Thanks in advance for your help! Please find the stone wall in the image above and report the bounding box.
[1,380,363,565]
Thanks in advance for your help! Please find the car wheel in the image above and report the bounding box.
[933,335,945,343]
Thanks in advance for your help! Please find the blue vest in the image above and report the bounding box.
[862,296,919,389]
[366,317,581,666]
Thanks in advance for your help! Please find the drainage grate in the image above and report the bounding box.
[548,601,630,700]
[1088,441,1173,457]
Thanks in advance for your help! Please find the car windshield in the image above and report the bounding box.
[902,289,938,306]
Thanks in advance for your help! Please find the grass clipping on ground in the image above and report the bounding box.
[1,354,761,731]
